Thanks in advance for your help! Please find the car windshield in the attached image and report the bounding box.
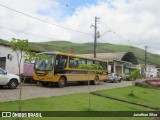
[35,54,54,71]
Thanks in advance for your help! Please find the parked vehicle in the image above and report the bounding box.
[33,52,108,87]
[105,73,122,83]
[0,68,20,89]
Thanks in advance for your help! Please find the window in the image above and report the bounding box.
[35,55,53,71]
[55,55,67,69]
[69,57,78,68]
[78,59,86,65]
[94,61,101,70]
[100,62,107,70]
[87,60,93,65]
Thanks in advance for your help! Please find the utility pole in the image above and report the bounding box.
[145,45,147,74]
[91,16,100,58]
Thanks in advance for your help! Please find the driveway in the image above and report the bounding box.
[0,81,132,102]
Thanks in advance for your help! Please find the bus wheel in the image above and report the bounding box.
[92,76,99,85]
[57,77,66,88]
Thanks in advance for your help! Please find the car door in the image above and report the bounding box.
[0,68,7,85]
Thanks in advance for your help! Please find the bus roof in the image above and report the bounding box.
[40,51,108,63]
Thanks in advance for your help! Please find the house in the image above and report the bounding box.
[139,64,158,77]
[0,43,25,74]
[0,42,39,76]
[146,64,158,77]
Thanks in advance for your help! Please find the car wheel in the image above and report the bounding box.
[119,79,122,82]
[8,80,18,89]
[57,77,66,88]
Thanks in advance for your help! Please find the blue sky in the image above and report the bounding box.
[61,0,116,15]
[61,0,97,9]
[59,0,98,17]
[37,0,98,19]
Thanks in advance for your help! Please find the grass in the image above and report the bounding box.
[94,86,160,108]
[0,93,152,111]
[0,93,152,120]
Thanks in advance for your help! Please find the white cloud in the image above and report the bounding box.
[0,0,160,54]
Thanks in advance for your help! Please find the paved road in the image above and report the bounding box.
[0,81,132,102]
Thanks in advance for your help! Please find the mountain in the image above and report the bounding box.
[1,39,160,65]
[30,41,160,65]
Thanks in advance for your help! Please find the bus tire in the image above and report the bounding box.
[57,77,66,88]
[92,76,99,85]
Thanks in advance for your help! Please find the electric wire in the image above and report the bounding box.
[0,3,93,36]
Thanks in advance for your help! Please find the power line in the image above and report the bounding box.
[0,25,92,46]
[0,24,61,41]
[0,3,93,36]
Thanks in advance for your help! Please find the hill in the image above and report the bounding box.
[0,39,160,65]
[29,41,160,65]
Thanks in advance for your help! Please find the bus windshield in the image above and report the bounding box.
[35,55,54,71]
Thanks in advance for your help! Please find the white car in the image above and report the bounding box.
[105,73,122,83]
[0,68,20,89]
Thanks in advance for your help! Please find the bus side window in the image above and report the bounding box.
[87,60,93,65]
[55,55,67,69]
[69,57,78,68]
[78,59,86,65]
[94,61,101,70]
[100,62,107,70]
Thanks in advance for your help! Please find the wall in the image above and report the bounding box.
[157,68,160,77]
[0,44,25,74]
[146,64,157,77]
[113,61,124,75]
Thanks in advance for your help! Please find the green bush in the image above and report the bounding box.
[131,69,141,80]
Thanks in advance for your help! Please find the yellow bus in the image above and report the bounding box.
[33,52,108,87]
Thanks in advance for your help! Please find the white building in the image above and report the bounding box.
[146,64,157,77]
[0,43,25,74]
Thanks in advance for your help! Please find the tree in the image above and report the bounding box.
[8,38,47,115]
[78,63,103,110]
[131,69,141,80]
[130,69,141,96]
